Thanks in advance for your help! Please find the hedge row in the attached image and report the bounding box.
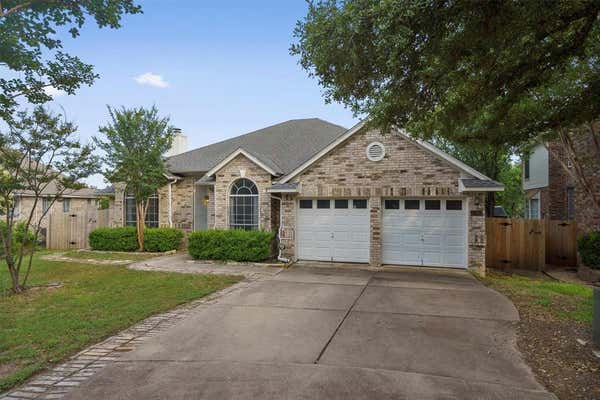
[188,229,275,262]
[578,231,600,270]
[89,227,183,252]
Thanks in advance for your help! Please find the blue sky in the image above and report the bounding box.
[43,1,359,188]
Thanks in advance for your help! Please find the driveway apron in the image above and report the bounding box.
[63,264,556,400]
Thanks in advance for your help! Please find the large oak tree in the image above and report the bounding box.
[292,1,599,210]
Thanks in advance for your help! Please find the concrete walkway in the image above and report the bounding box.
[63,263,555,400]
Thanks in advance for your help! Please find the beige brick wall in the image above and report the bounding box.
[159,177,195,231]
[279,127,487,274]
[213,154,273,231]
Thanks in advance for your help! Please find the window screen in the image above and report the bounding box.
[404,200,420,210]
[335,199,348,209]
[317,199,330,209]
[229,179,258,230]
[425,200,441,210]
[63,199,71,213]
[299,199,313,209]
[353,199,367,209]
[446,200,463,210]
[385,200,400,209]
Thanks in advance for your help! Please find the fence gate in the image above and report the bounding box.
[545,220,578,267]
[47,209,111,250]
[486,218,577,271]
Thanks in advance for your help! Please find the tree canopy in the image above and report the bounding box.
[0,107,98,292]
[292,0,600,146]
[0,0,141,122]
[96,106,173,250]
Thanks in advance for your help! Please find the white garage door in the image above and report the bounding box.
[297,199,370,263]
[382,198,467,268]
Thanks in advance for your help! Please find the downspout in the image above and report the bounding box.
[167,178,178,228]
[270,194,290,263]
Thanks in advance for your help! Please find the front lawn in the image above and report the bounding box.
[0,252,242,391]
[61,250,157,262]
[482,271,593,323]
[481,270,598,400]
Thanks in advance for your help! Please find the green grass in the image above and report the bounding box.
[481,271,593,324]
[0,252,242,391]
[61,250,157,262]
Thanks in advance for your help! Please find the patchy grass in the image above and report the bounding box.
[481,270,593,323]
[0,253,242,391]
[61,250,157,262]
[480,270,598,400]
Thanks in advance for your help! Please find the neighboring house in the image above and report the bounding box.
[522,137,599,233]
[13,185,100,229]
[110,119,503,274]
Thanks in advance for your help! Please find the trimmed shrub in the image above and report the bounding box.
[188,229,275,262]
[578,231,600,269]
[144,228,184,252]
[89,227,138,252]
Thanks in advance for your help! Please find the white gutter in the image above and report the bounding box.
[270,194,290,264]
[167,177,179,228]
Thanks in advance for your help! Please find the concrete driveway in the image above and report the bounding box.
[64,264,555,400]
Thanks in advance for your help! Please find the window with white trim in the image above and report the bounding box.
[124,192,159,227]
[229,178,258,230]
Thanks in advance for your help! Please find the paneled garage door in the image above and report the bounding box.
[297,199,370,263]
[382,198,467,268]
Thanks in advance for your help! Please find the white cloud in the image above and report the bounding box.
[134,72,169,88]
[44,86,66,97]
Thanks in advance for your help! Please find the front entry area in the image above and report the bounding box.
[382,198,467,268]
[296,198,370,263]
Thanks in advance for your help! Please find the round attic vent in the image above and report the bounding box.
[366,142,385,161]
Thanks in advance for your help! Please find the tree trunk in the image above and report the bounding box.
[136,201,145,251]
[6,258,22,293]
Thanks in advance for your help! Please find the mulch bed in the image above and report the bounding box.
[495,289,600,399]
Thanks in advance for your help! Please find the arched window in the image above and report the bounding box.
[229,178,258,230]
[124,192,159,228]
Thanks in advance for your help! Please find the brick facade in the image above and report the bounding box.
[111,127,491,274]
[213,154,273,231]
[571,123,600,233]
[278,128,487,275]
[526,125,600,233]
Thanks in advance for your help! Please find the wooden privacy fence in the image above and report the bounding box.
[486,218,578,271]
[46,208,111,250]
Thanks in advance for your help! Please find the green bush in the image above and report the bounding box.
[188,229,275,262]
[144,228,184,252]
[0,221,36,256]
[89,227,138,251]
[578,231,600,269]
[89,226,184,252]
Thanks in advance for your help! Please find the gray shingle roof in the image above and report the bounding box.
[460,178,504,188]
[165,118,347,175]
[95,186,116,195]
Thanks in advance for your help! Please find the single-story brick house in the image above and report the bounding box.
[109,119,503,274]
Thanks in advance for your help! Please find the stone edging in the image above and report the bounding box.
[0,278,256,400]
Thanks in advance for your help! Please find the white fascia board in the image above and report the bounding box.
[205,148,278,177]
[277,121,366,184]
[458,179,504,193]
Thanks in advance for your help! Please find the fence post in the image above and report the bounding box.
[594,288,600,348]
